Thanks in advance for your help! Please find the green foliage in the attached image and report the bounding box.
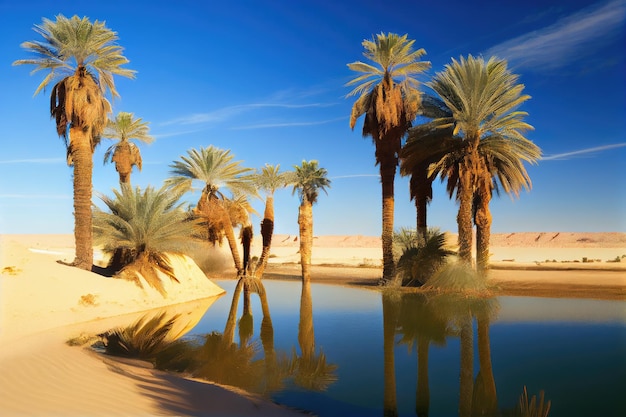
[103,111,154,165]
[253,163,292,195]
[394,227,455,286]
[93,185,201,294]
[291,160,331,204]
[166,146,256,198]
[423,261,488,293]
[13,14,135,97]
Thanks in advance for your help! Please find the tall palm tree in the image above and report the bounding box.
[399,96,456,239]
[14,15,135,270]
[291,160,331,282]
[166,146,256,276]
[428,55,534,266]
[103,112,154,186]
[403,56,538,271]
[93,185,200,296]
[347,32,431,284]
[251,164,292,278]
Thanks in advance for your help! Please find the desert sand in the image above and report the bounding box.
[1,232,625,416]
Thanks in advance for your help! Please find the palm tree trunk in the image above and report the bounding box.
[380,161,396,284]
[239,280,253,345]
[221,205,244,275]
[475,316,497,415]
[416,336,430,417]
[382,291,399,417]
[457,154,476,266]
[255,195,275,278]
[475,175,492,275]
[413,165,430,241]
[459,315,474,417]
[224,278,244,343]
[298,280,315,360]
[298,200,313,283]
[241,224,253,274]
[70,126,94,270]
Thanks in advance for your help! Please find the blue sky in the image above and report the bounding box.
[1,0,625,236]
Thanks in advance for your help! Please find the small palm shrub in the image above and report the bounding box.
[93,185,202,295]
[99,312,180,359]
[394,227,455,286]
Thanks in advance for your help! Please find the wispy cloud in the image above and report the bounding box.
[0,158,64,164]
[232,116,346,130]
[485,0,626,71]
[161,102,337,126]
[542,142,626,161]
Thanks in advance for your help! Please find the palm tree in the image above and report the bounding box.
[251,164,292,278]
[399,96,456,239]
[103,112,154,186]
[166,146,256,276]
[14,15,135,270]
[395,227,455,287]
[291,160,331,282]
[93,185,200,296]
[347,32,431,284]
[427,55,534,268]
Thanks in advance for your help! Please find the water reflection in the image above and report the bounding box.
[100,277,338,398]
[383,290,544,417]
[97,280,626,416]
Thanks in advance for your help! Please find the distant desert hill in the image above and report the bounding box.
[271,232,626,249]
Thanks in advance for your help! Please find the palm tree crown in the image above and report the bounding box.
[166,146,255,198]
[93,185,200,295]
[254,164,291,196]
[13,14,135,97]
[427,55,532,147]
[291,160,331,204]
[103,112,154,184]
[347,32,431,137]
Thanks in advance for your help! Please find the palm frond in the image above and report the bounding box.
[291,160,331,204]
[14,14,135,97]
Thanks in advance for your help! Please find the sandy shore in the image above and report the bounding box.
[1,232,625,416]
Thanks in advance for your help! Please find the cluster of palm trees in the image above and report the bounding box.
[14,15,332,290]
[15,16,540,288]
[348,33,541,282]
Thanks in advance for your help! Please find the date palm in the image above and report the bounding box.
[14,15,135,270]
[251,164,292,278]
[291,160,330,283]
[93,185,200,296]
[404,56,537,272]
[347,32,431,284]
[166,146,256,275]
[399,96,456,239]
[103,112,154,185]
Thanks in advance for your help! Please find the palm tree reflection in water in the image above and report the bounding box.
[388,291,501,417]
[153,277,336,397]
